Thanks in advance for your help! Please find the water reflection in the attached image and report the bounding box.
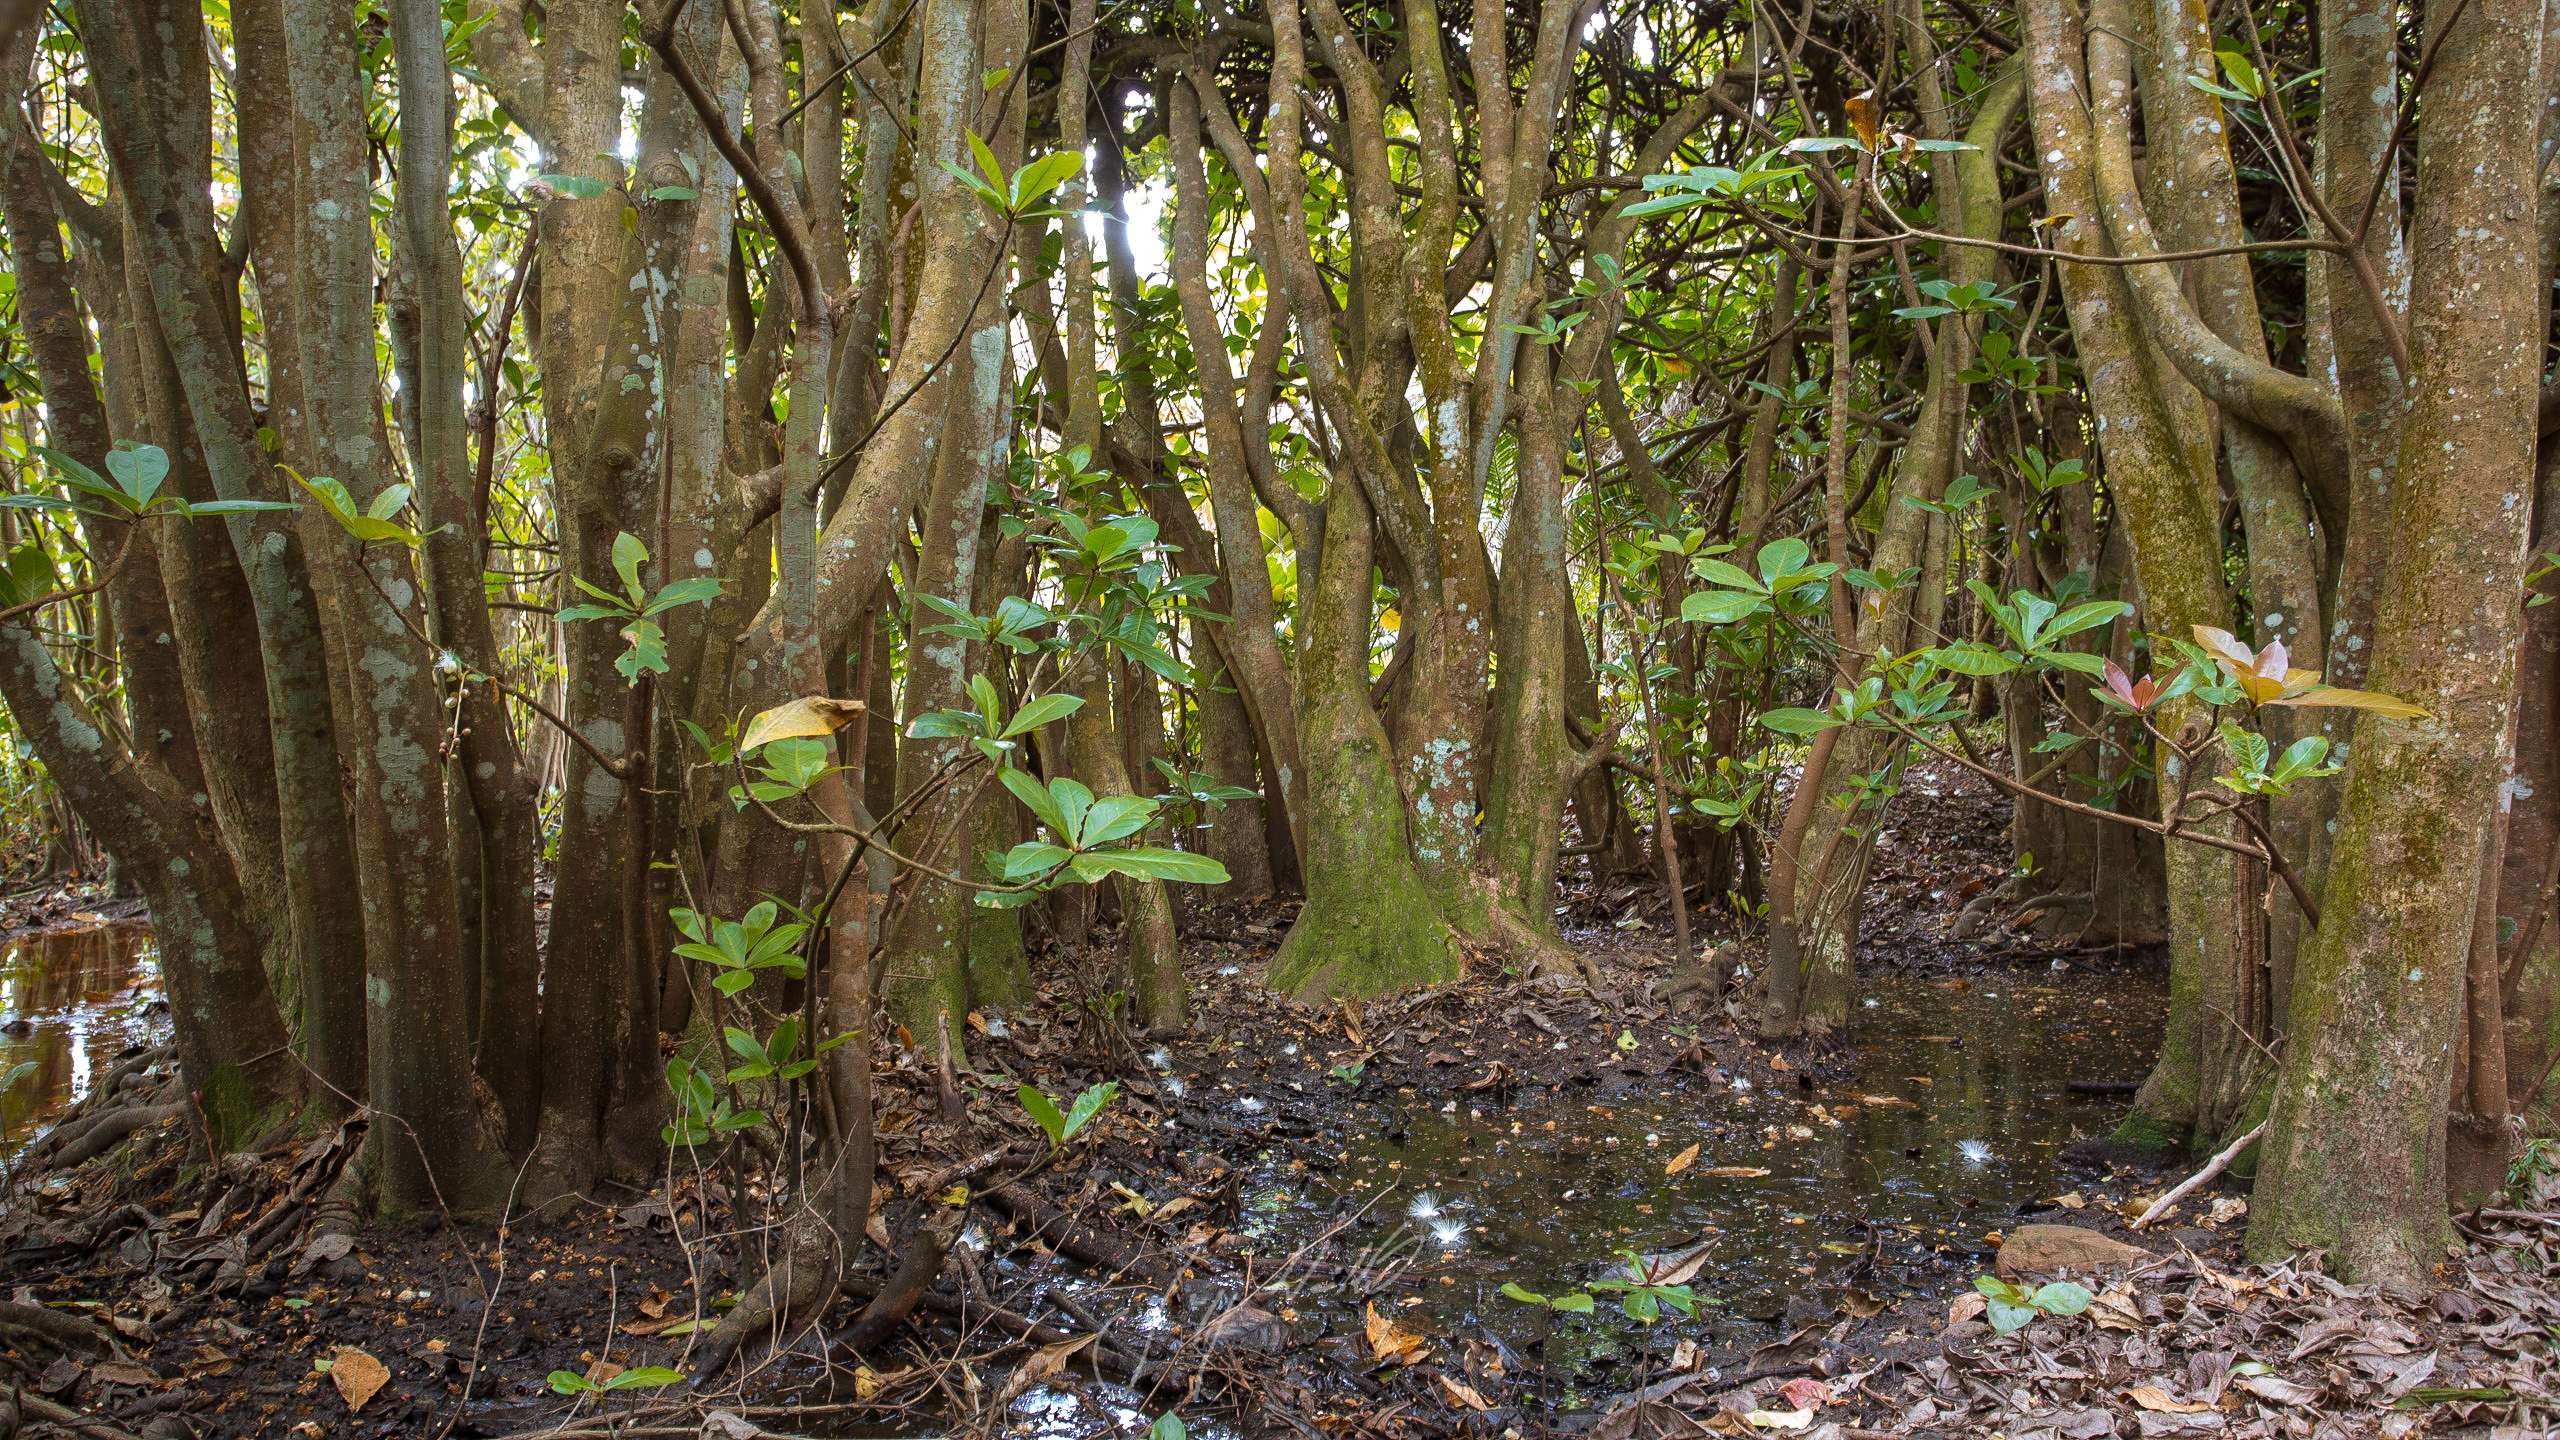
[1234,966,2167,1359]
[0,923,161,1145]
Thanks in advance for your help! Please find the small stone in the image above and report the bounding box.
[1994,1224,2156,1279]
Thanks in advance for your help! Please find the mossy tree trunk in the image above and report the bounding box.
[2249,0,2545,1281]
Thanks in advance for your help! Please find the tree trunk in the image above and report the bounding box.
[2250,0,2545,1280]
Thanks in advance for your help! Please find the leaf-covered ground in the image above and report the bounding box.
[0,763,2548,1438]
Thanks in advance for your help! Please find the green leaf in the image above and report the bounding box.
[601,1366,686,1391]
[612,531,650,607]
[1081,846,1229,885]
[1001,691,1084,737]
[102,443,170,507]
[1755,537,1813,585]
[1013,150,1084,208]
[1076,794,1157,846]
[2043,600,2131,642]
[1929,643,2020,676]
[617,617,669,681]
[1986,1298,2037,1335]
[173,498,297,515]
[1550,1293,1597,1314]
[1681,590,1765,625]
[365,483,414,522]
[1060,1081,1119,1142]
[642,576,727,615]
[1000,766,1073,836]
[537,174,614,200]
[1018,1085,1068,1146]
[1756,707,1839,736]
[1500,1282,1550,1305]
[2030,1281,2092,1316]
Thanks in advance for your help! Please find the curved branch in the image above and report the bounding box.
[2082,3,2349,505]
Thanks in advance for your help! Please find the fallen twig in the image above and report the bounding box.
[2131,1120,2265,1230]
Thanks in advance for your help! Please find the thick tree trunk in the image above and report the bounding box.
[2249,0,2545,1281]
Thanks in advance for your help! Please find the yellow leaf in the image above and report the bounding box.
[1665,1142,1700,1175]
[853,1365,884,1400]
[937,1184,971,1206]
[2126,1384,2214,1414]
[1743,1409,1814,1430]
[1700,1166,1771,1178]
[1110,1181,1153,1217]
[330,1347,390,1413]
[1380,607,1402,632]
[740,695,867,753]
[1365,1302,1429,1364]
[2265,685,2429,718]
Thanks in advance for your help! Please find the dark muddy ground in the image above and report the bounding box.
[0,762,2555,1439]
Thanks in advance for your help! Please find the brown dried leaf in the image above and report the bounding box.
[2125,1384,2213,1414]
[330,1347,391,1413]
[1642,1240,1718,1288]
[2236,1374,2323,1406]
[2087,1282,2144,1332]
[1364,1303,1429,1364]
[2287,1316,2362,1362]
[1665,1143,1700,1176]
[1947,1292,1987,1325]
[1845,90,1882,146]
[1700,1166,1771,1178]
[1440,1375,1492,1411]
[88,1360,160,1389]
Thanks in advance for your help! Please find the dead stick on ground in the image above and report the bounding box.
[2131,1121,2266,1230]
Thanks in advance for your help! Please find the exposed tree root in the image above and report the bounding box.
[982,1182,1174,1283]
[824,1201,965,1359]
[687,1198,844,1382]
[47,1103,184,1171]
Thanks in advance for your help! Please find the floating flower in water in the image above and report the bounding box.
[1407,1192,1441,1220]
[1283,1043,1299,1056]
[1217,966,1240,976]
[1430,1218,1469,1248]
[1148,1046,1174,1070]
[983,1015,1011,1038]
[1863,997,1880,1009]
[1163,1077,1187,1099]
[1236,1095,1265,1113]
[1730,1077,1753,1092]
[1958,1140,1993,1164]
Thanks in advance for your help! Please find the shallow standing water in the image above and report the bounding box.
[0,921,163,1148]
[1216,965,2167,1370]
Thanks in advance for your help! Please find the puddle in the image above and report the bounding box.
[1216,966,2166,1372]
[0,922,163,1149]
